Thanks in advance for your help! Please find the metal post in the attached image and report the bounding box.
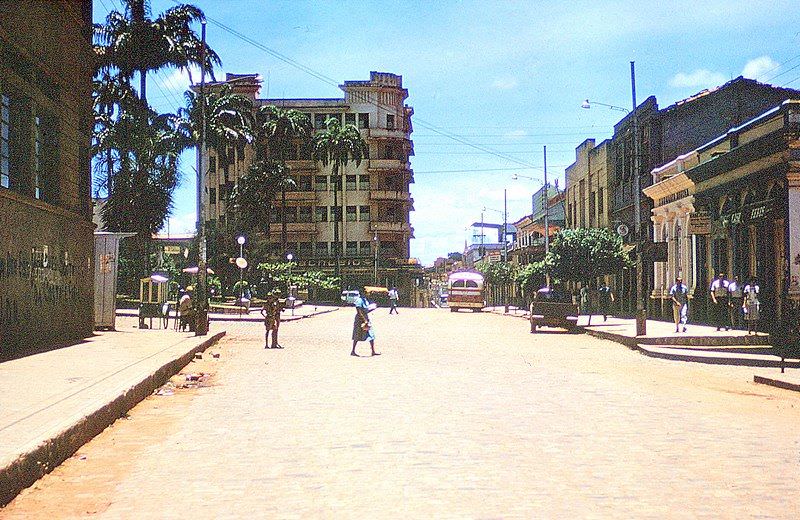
[373,227,378,285]
[632,60,646,336]
[544,145,551,288]
[195,20,209,336]
[238,240,243,318]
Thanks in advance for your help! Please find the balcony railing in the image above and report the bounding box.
[372,221,413,234]
[368,159,411,171]
[268,222,316,233]
[366,128,409,140]
[369,190,412,202]
[284,190,316,201]
[284,159,316,171]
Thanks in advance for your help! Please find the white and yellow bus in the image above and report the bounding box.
[447,271,485,312]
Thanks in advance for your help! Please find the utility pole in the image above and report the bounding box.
[543,145,551,287]
[631,60,646,336]
[195,20,209,336]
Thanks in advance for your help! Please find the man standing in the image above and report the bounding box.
[709,272,730,331]
[669,276,689,333]
[388,286,399,314]
[728,276,743,330]
[597,283,615,322]
[260,291,284,349]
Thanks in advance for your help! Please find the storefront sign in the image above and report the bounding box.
[688,211,711,235]
[163,245,182,255]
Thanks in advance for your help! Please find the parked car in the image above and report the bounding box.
[340,290,360,305]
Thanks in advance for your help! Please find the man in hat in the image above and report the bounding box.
[709,272,730,331]
[261,290,285,349]
[669,276,689,333]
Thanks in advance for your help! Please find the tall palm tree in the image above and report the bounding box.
[312,117,368,284]
[227,160,295,237]
[94,0,220,104]
[256,105,313,253]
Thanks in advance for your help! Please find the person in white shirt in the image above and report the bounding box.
[742,277,760,334]
[388,287,399,315]
[727,276,743,329]
[669,276,689,333]
[709,272,730,331]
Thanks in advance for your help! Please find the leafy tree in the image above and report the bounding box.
[227,160,294,237]
[545,228,631,284]
[312,117,368,285]
[479,261,518,308]
[515,261,548,303]
[447,252,464,262]
[93,0,220,104]
[256,105,313,252]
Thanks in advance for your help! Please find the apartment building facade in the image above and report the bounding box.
[202,72,418,296]
[0,1,95,356]
[564,138,612,231]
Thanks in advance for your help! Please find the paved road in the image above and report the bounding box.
[3,308,800,518]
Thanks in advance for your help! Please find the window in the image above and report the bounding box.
[314,113,326,129]
[358,174,370,190]
[315,206,327,222]
[208,154,217,173]
[345,113,355,126]
[287,143,298,160]
[358,113,369,129]
[316,241,328,256]
[331,242,341,255]
[346,205,357,222]
[298,206,312,223]
[359,205,370,221]
[330,207,341,221]
[209,187,216,205]
[298,242,312,256]
[346,241,358,256]
[315,175,327,191]
[346,175,357,190]
[269,208,280,223]
[386,114,395,130]
[331,176,341,190]
[598,187,604,216]
[285,207,298,222]
[299,175,312,191]
[360,241,372,254]
[1,95,9,189]
[300,142,313,160]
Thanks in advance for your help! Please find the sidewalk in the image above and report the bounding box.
[0,317,225,506]
[116,303,340,323]
[486,306,800,388]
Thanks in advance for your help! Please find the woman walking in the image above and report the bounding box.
[351,288,379,357]
[742,277,760,334]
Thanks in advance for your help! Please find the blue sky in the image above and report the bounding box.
[93,0,800,265]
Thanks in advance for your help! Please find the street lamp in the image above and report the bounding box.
[581,99,629,112]
[236,235,246,318]
[286,252,294,315]
[582,61,646,335]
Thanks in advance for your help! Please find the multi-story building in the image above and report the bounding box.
[0,1,94,356]
[203,72,418,298]
[509,187,564,266]
[564,139,612,230]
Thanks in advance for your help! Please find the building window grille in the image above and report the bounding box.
[1,94,10,189]
[315,206,328,222]
[346,205,357,222]
[359,205,370,221]
[314,113,326,129]
[299,175,312,191]
[598,188,604,215]
[358,113,369,129]
[208,154,217,173]
[316,241,328,256]
[345,113,355,126]
[358,174,370,190]
[346,241,358,256]
[298,206,312,222]
[315,175,327,191]
[330,207,341,221]
[360,241,371,254]
[209,187,216,205]
[298,242,312,257]
[346,175,357,190]
[386,114,395,130]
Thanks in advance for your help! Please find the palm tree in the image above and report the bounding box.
[256,105,313,253]
[228,160,295,237]
[94,0,220,104]
[312,117,368,284]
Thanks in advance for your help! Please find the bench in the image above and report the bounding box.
[529,301,580,333]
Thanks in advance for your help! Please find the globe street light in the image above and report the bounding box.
[286,252,294,315]
[236,235,246,317]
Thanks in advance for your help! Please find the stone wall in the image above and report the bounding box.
[0,191,94,357]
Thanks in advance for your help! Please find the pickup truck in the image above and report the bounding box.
[529,289,579,332]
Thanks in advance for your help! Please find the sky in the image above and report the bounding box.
[93,0,800,265]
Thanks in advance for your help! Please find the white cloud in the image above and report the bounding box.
[163,212,196,235]
[742,55,779,80]
[669,69,727,89]
[491,77,518,90]
[155,66,202,93]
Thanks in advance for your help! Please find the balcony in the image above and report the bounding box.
[268,222,316,234]
[369,190,413,203]
[372,221,413,235]
[368,159,411,171]
[284,190,316,202]
[366,128,409,140]
[285,159,316,171]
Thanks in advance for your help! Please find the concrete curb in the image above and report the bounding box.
[0,331,225,507]
[637,344,800,368]
[754,374,800,393]
[116,307,340,323]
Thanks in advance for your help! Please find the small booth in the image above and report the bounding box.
[93,231,136,330]
[139,274,169,329]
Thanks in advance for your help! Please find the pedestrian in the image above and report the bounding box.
[579,285,590,315]
[178,287,196,332]
[727,275,743,329]
[351,287,379,357]
[388,286,399,314]
[260,291,284,349]
[709,272,730,331]
[669,276,689,333]
[743,277,760,334]
[597,283,615,322]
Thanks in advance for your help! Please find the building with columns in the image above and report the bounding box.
[201,72,419,299]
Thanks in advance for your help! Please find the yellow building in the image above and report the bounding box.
[564,139,612,230]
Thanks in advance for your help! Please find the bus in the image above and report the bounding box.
[447,270,485,312]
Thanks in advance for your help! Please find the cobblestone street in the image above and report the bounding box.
[3,308,800,518]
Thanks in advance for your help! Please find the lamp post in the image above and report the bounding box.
[373,227,379,285]
[195,19,209,336]
[286,252,294,315]
[236,235,246,318]
[582,61,645,335]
